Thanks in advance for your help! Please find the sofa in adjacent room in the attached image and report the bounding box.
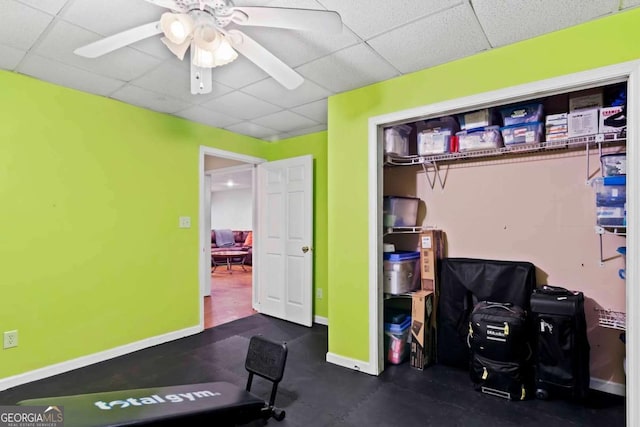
[211,229,253,265]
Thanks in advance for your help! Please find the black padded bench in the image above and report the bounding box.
[18,335,288,427]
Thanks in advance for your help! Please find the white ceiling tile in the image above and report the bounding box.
[241,78,332,108]
[622,0,640,7]
[367,3,489,74]
[131,61,234,104]
[32,20,162,81]
[16,0,69,15]
[174,106,243,128]
[110,84,192,114]
[60,0,162,36]
[290,98,327,123]
[60,0,170,58]
[472,0,619,47]
[252,110,318,132]
[278,123,327,140]
[17,54,125,96]
[0,1,54,50]
[235,25,360,68]
[201,90,281,119]
[0,44,27,70]
[225,121,278,139]
[210,56,269,89]
[296,43,399,93]
[317,0,462,40]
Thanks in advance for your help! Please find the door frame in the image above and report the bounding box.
[367,60,639,420]
[199,146,266,329]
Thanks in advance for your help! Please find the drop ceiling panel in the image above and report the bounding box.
[0,44,27,70]
[279,124,327,139]
[18,54,125,96]
[290,99,327,123]
[317,0,462,40]
[296,43,399,93]
[210,57,269,89]
[17,0,69,15]
[174,105,243,128]
[131,61,234,104]
[0,1,54,50]
[368,2,489,74]
[252,110,318,132]
[622,0,640,6]
[32,20,162,82]
[240,78,332,109]
[60,0,163,36]
[201,91,281,120]
[472,0,619,47]
[235,25,360,69]
[225,121,278,139]
[110,84,192,113]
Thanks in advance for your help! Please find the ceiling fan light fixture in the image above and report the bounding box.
[192,28,238,68]
[161,37,190,60]
[160,12,194,44]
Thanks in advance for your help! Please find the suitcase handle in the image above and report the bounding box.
[480,301,515,313]
[537,285,573,296]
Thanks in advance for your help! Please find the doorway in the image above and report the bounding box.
[199,147,265,329]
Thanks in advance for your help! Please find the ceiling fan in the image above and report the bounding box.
[74,0,343,94]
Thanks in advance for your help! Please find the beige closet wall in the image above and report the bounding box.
[384,146,626,384]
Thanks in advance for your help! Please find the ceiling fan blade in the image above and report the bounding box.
[142,0,187,12]
[74,21,162,58]
[226,29,303,90]
[231,7,342,33]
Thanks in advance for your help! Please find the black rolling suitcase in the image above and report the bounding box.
[530,285,590,400]
[468,301,533,400]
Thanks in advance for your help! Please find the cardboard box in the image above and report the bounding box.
[569,89,603,111]
[568,108,599,138]
[599,106,626,135]
[410,290,435,370]
[545,113,568,126]
[419,230,444,286]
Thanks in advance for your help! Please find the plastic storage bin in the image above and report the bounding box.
[593,176,626,206]
[383,196,419,227]
[416,117,460,155]
[384,315,411,364]
[383,251,420,294]
[456,126,503,151]
[459,108,493,130]
[596,206,626,226]
[500,122,544,145]
[601,153,626,176]
[384,124,412,156]
[500,103,544,126]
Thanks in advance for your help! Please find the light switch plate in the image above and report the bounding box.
[179,216,191,228]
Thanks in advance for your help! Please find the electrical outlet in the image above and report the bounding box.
[4,330,18,349]
[316,288,323,299]
[179,216,191,229]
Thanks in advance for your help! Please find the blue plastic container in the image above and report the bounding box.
[500,103,544,126]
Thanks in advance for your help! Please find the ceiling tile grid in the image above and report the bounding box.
[18,54,126,96]
[367,2,490,74]
[2,0,638,141]
[295,43,400,94]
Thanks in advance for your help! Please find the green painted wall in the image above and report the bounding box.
[0,71,268,379]
[268,132,328,318]
[328,9,640,362]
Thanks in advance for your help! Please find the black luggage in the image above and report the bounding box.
[438,258,536,368]
[530,285,590,400]
[468,301,533,400]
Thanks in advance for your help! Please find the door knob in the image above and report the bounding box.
[302,246,310,253]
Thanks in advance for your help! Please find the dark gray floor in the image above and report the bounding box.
[0,314,625,426]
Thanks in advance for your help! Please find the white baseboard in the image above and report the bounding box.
[0,325,203,392]
[314,316,328,326]
[326,352,375,375]
[590,377,626,396]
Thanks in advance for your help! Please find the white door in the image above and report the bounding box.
[201,174,212,296]
[256,155,313,327]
